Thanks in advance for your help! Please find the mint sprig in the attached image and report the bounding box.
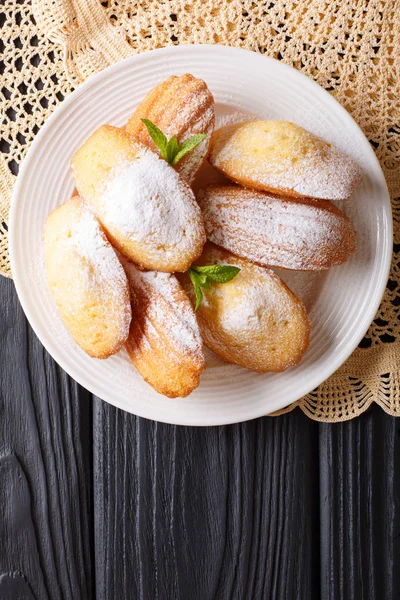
[188,264,241,311]
[141,118,207,166]
[171,134,208,165]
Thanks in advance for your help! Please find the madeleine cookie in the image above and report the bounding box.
[43,197,131,358]
[209,120,363,201]
[126,74,215,184]
[198,185,356,270]
[181,243,310,372]
[71,125,206,272]
[123,260,205,398]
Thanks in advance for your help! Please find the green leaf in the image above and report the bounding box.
[166,135,179,164]
[171,133,207,165]
[141,118,168,159]
[141,120,207,166]
[188,268,204,311]
[192,264,241,283]
[192,271,210,288]
[187,263,240,311]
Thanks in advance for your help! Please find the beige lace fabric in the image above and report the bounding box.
[1,0,399,422]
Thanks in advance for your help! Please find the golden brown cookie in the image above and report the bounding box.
[209,120,363,201]
[71,125,206,272]
[126,74,215,184]
[181,243,311,372]
[198,185,356,270]
[123,259,205,398]
[43,196,132,358]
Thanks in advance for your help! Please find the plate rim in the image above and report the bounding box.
[9,44,393,426]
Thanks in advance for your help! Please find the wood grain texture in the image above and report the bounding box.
[93,402,400,600]
[93,402,320,599]
[319,409,400,600]
[0,278,93,600]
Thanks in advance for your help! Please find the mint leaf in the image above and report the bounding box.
[194,271,212,287]
[188,268,204,311]
[141,118,168,159]
[141,120,207,166]
[171,134,207,165]
[166,135,179,164]
[188,264,240,311]
[192,264,241,283]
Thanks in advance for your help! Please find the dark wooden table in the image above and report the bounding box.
[1,275,400,599]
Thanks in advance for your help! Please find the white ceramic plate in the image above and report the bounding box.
[10,45,392,426]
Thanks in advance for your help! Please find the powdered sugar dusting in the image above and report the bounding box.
[123,260,203,360]
[171,104,215,184]
[164,102,213,141]
[221,274,289,332]
[195,246,310,372]
[199,186,356,270]
[210,120,363,201]
[205,257,294,333]
[100,148,202,259]
[43,200,131,354]
[70,205,128,291]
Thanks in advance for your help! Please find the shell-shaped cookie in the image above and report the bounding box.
[123,260,205,398]
[198,185,356,270]
[126,74,215,184]
[181,243,311,373]
[71,125,206,272]
[43,197,132,358]
[209,120,363,201]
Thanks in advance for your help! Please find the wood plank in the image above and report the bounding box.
[93,401,320,599]
[319,407,400,599]
[0,278,93,599]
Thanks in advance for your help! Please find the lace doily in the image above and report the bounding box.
[1,0,399,421]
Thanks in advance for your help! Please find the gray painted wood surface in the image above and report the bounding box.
[1,276,400,599]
